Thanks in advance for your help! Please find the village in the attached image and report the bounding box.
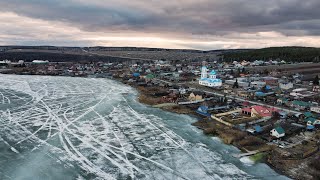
[1,57,320,178]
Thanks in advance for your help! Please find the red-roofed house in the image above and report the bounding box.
[242,105,278,117]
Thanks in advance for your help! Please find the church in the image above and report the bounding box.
[199,65,222,87]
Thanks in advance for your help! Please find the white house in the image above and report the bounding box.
[251,81,266,88]
[290,88,314,98]
[311,106,320,114]
[270,126,285,138]
[199,66,222,87]
[313,86,320,92]
[32,60,49,64]
[179,87,187,95]
[279,82,293,90]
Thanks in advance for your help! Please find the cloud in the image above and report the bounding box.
[0,0,319,49]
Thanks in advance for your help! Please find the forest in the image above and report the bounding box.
[222,47,320,62]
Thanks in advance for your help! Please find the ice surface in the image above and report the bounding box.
[0,75,289,180]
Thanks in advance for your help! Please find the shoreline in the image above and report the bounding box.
[126,82,318,180]
[131,84,283,172]
[1,73,318,179]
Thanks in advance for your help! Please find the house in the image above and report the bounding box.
[251,106,278,117]
[133,72,140,78]
[290,88,314,98]
[311,106,320,114]
[188,92,203,101]
[277,97,289,105]
[242,101,250,107]
[178,87,187,95]
[304,112,315,118]
[263,77,279,85]
[238,91,252,98]
[291,100,312,110]
[144,74,155,81]
[305,117,318,126]
[279,82,293,90]
[32,60,49,64]
[270,126,285,138]
[313,85,320,92]
[279,111,288,119]
[247,125,263,135]
[251,81,266,89]
[196,106,211,117]
[305,117,320,131]
[242,105,278,117]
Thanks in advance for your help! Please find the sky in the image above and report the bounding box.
[0,0,320,50]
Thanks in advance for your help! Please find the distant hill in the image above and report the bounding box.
[0,45,252,53]
[221,46,320,62]
[0,46,222,62]
[0,46,206,53]
[1,46,320,62]
[0,51,131,62]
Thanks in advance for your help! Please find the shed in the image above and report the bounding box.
[196,106,211,117]
[254,125,263,133]
[133,72,140,77]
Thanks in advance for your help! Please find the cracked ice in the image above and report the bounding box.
[0,74,285,180]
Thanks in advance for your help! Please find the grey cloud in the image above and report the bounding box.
[0,0,320,49]
[1,0,320,36]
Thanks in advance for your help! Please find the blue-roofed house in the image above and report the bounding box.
[133,72,140,77]
[255,91,266,97]
[196,105,211,117]
[306,124,315,131]
[254,125,263,133]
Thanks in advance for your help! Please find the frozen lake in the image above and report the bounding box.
[0,74,289,180]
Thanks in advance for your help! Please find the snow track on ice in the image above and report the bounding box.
[0,75,250,180]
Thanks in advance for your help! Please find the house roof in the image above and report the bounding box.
[133,72,140,77]
[242,107,252,113]
[254,125,262,132]
[145,74,155,79]
[275,126,285,134]
[305,117,317,124]
[304,112,315,118]
[198,106,208,113]
[306,125,315,130]
[242,101,250,106]
[292,100,311,107]
[251,105,278,117]
[255,91,266,97]
[278,97,288,102]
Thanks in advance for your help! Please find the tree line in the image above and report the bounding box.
[221,47,320,62]
[0,52,131,62]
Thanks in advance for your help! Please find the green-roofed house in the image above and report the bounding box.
[291,100,312,110]
[305,117,317,125]
[304,112,315,118]
[270,126,285,138]
[144,74,155,82]
[304,117,320,125]
[145,74,155,79]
